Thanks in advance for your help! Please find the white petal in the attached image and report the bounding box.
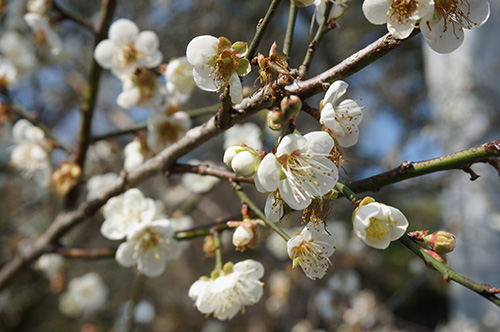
[464,0,490,29]
[228,73,243,104]
[94,39,118,69]
[186,35,219,66]
[279,179,312,210]
[387,18,415,39]
[234,259,265,279]
[321,103,344,136]
[256,154,281,192]
[420,15,464,54]
[276,133,308,158]
[192,65,218,92]
[336,130,359,147]
[138,250,166,278]
[362,0,391,25]
[115,242,136,267]
[188,279,211,301]
[117,86,141,109]
[264,194,283,222]
[387,206,409,240]
[323,80,349,105]
[109,19,139,45]
[304,131,335,154]
[134,31,159,54]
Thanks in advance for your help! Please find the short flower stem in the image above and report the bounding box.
[123,271,146,332]
[211,229,223,271]
[246,0,284,60]
[335,181,360,206]
[283,3,298,57]
[399,234,500,307]
[299,1,334,79]
[231,182,290,241]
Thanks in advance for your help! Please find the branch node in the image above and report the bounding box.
[462,166,480,181]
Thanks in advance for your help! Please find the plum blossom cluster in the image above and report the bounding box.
[24,0,63,56]
[189,260,265,320]
[362,0,490,53]
[101,188,190,278]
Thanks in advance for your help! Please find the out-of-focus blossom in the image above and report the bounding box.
[287,223,336,279]
[265,270,291,317]
[59,272,108,317]
[115,219,176,278]
[86,172,120,201]
[189,260,264,320]
[117,68,164,109]
[320,80,363,148]
[34,253,64,279]
[181,160,220,193]
[124,137,149,171]
[186,35,251,104]
[101,188,159,240]
[24,12,62,55]
[27,0,52,14]
[0,57,17,88]
[223,122,263,150]
[94,19,162,77]
[352,198,408,250]
[51,162,81,196]
[255,131,338,210]
[163,56,196,106]
[0,31,36,75]
[147,109,191,153]
[10,119,51,186]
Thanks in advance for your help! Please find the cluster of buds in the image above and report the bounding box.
[223,144,262,177]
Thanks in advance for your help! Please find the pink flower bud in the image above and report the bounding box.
[424,231,456,254]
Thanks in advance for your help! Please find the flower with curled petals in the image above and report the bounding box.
[189,260,265,320]
[186,35,251,104]
[255,131,338,210]
[320,80,363,148]
[287,223,336,280]
[94,19,162,77]
[352,197,409,249]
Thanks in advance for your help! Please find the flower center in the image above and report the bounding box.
[365,217,399,240]
[389,0,418,24]
[209,49,239,91]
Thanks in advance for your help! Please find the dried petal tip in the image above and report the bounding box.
[424,231,456,254]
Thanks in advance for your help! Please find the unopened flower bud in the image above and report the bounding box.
[51,162,81,196]
[280,95,302,120]
[223,145,261,177]
[424,249,448,265]
[267,110,282,131]
[424,231,456,254]
[233,225,253,248]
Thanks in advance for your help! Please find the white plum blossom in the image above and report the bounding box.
[223,122,263,150]
[27,0,52,14]
[94,19,162,77]
[181,160,220,193]
[189,260,265,320]
[117,68,165,109]
[314,0,347,25]
[0,31,37,75]
[147,110,191,153]
[287,223,336,280]
[362,0,433,39]
[255,131,338,210]
[34,253,64,279]
[320,80,363,148]
[24,12,62,55]
[352,198,409,249]
[59,272,108,317]
[223,145,261,177]
[115,219,177,278]
[124,137,149,171]
[10,119,51,186]
[163,57,196,106]
[420,0,490,53]
[186,35,251,104]
[86,172,120,201]
[101,188,160,240]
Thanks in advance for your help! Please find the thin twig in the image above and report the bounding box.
[283,3,298,57]
[246,0,284,60]
[53,1,95,32]
[399,234,500,307]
